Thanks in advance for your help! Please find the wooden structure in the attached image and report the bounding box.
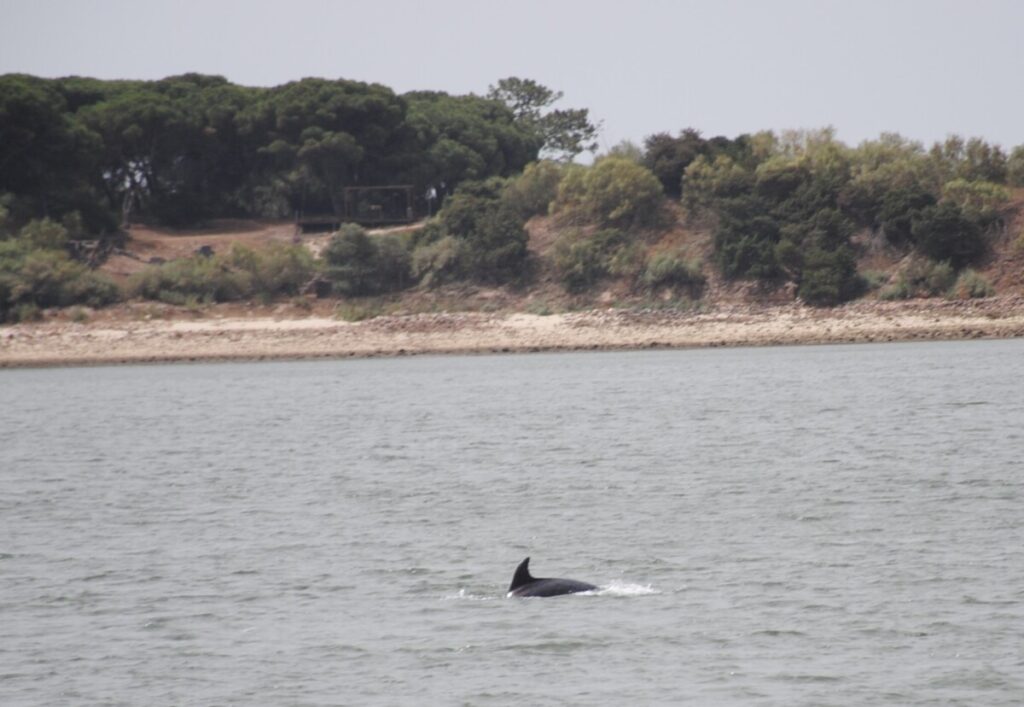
[296,185,416,233]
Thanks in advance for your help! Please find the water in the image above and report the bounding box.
[2,340,1023,705]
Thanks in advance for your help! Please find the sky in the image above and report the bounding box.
[3,0,1023,154]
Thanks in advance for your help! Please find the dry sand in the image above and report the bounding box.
[4,297,1024,368]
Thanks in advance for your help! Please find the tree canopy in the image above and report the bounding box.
[0,73,549,234]
[487,77,599,161]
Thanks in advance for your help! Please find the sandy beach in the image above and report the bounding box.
[3,297,1024,368]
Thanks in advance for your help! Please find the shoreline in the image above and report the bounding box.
[4,297,1024,369]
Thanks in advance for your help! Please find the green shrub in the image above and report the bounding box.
[322,223,376,295]
[607,241,645,279]
[438,178,508,235]
[861,270,890,291]
[127,255,251,304]
[407,219,445,250]
[374,235,413,290]
[643,129,709,198]
[551,230,609,293]
[551,157,665,228]
[60,269,120,308]
[412,235,467,287]
[712,196,781,279]
[502,161,564,218]
[641,252,705,292]
[927,135,1008,184]
[11,302,41,323]
[230,243,317,298]
[949,269,994,299]
[911,202,985,268]
[604,140,645,164]
[941,179,1008,226]
[879,259,957,300]
[878,280,913,301]
[322,223,412,295]
[17,218,69,251]
[922,260,956,294]
[437,179,529,282]
[876,184,937,245]
[550,228,645,293]
[0,241,119,321]
[755,157,811,201]
[797,246,863,306]
[682,154,755,216]
[525,300,554,315]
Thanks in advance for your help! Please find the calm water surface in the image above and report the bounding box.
[2,340,1023,705]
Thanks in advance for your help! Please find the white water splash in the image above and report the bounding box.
[594,582,660,597]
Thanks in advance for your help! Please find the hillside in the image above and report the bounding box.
[83,188,1024,322]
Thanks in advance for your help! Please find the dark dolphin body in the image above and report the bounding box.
[507,557,597,597]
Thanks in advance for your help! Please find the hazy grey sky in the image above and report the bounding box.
[3,0,1023,152]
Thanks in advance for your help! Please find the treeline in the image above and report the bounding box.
[4,126,1022,322]
[3,69,1024,319]
[0,73,598,233]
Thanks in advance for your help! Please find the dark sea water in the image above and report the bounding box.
[2,340,1023,705]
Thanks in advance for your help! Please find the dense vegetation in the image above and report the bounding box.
[0,207,119,322]
[0,73,597,234]
[3,71,1023,321]
[673,129,1019,304]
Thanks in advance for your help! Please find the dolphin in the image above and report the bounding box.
[507,557,597,597]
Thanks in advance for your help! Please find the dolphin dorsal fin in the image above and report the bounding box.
[509,557,535,591]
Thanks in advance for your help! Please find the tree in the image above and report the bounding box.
[1,73,552,233]
[437,177,529,281]
[487,77,599,161]
[0,74,113,231]
[643,128,708,198]
[296,127,364,215]
[927,135,1007,185]
[237,78,407,218]
[798,245,861,306]
[878,184,937,245]
[911,202,986,268]
[401,90,539,200]
[712,194,781,279]
[773,208,862,305]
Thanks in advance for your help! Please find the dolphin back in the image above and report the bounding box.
[510,577,597,597]
[507,557,597,597]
